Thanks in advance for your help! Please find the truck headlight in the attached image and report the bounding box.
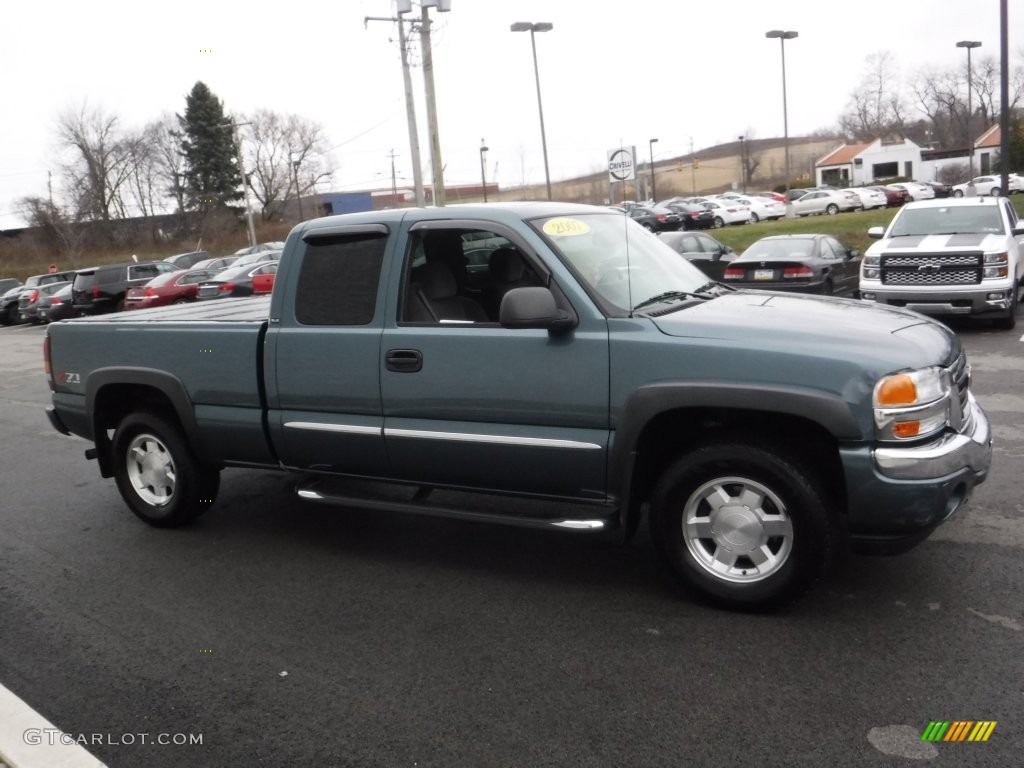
[983,252,1008,279]
[863,255,881,267]
[873,367,951,441]
[863,268,881,279]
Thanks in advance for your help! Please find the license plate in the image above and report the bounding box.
[754,269,774,280]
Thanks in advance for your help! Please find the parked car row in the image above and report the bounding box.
[1,242,285,326]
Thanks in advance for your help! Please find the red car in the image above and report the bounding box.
[251,272,276,295]
[867,185,909,208]
[124,268,216,310]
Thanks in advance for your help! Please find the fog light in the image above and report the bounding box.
[987,291,1006,300]
[893,421,921,438]
[862,292,876,300]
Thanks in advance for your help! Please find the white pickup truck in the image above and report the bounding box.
[859,197,1023,329]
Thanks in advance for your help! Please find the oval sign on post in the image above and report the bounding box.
[48,263,57,274]
[607,147,636,182]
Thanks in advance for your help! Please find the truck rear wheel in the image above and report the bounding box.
[649,441,836,610]
[112,413,219,528]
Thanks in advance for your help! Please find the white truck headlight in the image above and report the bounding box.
[873,367,951,441]
[983,252,1009,279]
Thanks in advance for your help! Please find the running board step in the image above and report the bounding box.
[295,478,618,532]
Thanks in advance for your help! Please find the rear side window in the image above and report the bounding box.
[96,267,122,284]
[295,234,387,325]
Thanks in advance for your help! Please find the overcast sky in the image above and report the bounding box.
[0,0,1017,229]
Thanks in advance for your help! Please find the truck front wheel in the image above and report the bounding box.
[112,413,219,528]
[649,442,836,610]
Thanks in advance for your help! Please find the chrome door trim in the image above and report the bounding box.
[384,427,602,450]
[284,421,383,436]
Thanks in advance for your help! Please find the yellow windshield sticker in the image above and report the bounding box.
[543,217,591,236]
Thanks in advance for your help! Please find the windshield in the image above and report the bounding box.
[890,204,1005,237]
[532,212,713,314]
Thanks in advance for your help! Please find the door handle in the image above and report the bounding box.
[386,349,423,372]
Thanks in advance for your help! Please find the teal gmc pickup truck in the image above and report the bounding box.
[44,203,993,608]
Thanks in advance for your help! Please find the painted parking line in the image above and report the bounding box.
[0,682,106,768]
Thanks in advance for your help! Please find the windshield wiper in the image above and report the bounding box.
[632,290,713,312]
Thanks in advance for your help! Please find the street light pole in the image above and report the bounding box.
[479,140,489,202]
[511,22,553,201]
[738,135,746,192]
[956,40,982,177]
[766,30,798,194]
[648,137,659,202]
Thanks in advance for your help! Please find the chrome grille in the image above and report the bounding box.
[948,352,971,432]
[883,254,979,268]
[880,251,982,286]
[883,269,979,285]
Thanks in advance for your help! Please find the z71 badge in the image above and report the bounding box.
[57,371,81,385]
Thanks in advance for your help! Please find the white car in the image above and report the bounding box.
[790,190,849,217]
[952,175,1015,197]
[888,182,935,201]
[733,196,786,222]
[844,187,888,210]
[701,199,750,227]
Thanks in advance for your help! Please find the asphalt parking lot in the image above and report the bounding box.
[0,317,1022,767]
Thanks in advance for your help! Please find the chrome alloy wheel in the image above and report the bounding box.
[126,433,177,506]
[682,476,793,583]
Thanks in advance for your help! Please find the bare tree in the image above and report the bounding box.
[148,115,188,214]
[840,52,909,141]
[241,110,334,221]
[19,195,87,262]
[56,104,136,227]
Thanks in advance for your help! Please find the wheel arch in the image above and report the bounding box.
[611,383,860,536]
[86,368,210,477]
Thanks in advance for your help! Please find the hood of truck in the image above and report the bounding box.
[869,233,1006,253]
[649,290,959,371]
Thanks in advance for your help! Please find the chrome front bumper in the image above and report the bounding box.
[874,393,991,480]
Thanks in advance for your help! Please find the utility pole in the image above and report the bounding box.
[291,156,304,221]
[420,4,446,206]
[389,149,399,206]
[365,14,425,207]
[690,137,696,194]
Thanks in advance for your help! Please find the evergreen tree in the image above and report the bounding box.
[178,82,242,212]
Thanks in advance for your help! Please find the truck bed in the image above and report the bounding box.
[48,297,274,465]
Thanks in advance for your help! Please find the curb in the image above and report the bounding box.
[0,683,106,768]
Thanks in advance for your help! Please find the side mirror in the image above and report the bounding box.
[867,226,886,240]
[847,249,860,260]
[723,245,735,254]
[1012,225,1024,238]
[499,287,576,332]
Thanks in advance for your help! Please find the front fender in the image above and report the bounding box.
[609,381,863,532]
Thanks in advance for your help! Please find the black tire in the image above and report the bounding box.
[952,189,964,198]
[642,222,655,232]
[823,279,834,296]
[750,212,760,223]
[649,441,837,610]
[172,298,191,305]
[5,303,20,325]
[825,204,839,215]
[112,413,219,528]
[713,216,724,229]
[990,187,1001,197]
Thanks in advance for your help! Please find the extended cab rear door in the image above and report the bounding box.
[379,219,611,501]
[264,224,392,474]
